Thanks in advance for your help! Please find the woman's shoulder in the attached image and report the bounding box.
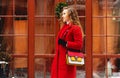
[71,25,81,30]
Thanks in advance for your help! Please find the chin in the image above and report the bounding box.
[63,20,67,23]
[63,21,66,24]
[63,20,65,22]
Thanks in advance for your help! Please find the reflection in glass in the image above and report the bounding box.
[13,58,28,78]
[106,58,120,77]
[35,0,55,15]
[66,0,74,5]
[46,0,55,15]
[14,18,28,34]
[35,36,55,54]
[66,0,85,16]
[0,17,28,53]
[93,57,120,78]
[77,0,85,5]
[107,37,120,54]
[35,58,53,78]
[76,0,85,16]
[35,17,55,55]
[93,58,106,78]
[92,0,106,16]
[106,0,115,17]
[0,0,13,15]
[93,17,120,35]
[0,36,13,54]
[0,61,10,77]
[93,37,106,54]
[13,18,28,54]
[93,36,120,55]
[35,17,55,34]
[77,64,85,78]
[0,17,13,34]
[107,18,120,35]
[93,18,106,36]
[79,17,85,34]
[13,36,28,54]
[35,0,44,15]
[112,0,120,19]
[15,0,27,15]
[0,17,13,55]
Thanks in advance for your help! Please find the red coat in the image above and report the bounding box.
[51,24,83,78]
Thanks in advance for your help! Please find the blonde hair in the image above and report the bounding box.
[60,6,84,37]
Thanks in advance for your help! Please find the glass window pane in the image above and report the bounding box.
[35,36,55,54]
[35,0,55,15]
[46,0,55,15]
[12,58,28,78]
[77,65,85,78]
[93,37,106,54]
[13,18,28,54]
[0,0,13,15]
[92,0,106,16]
[79,17,86,34]
[108,0,120,17]
[0,17,28,34]
[13,36,28,54]
[0,58,28,78]
[93,57,120,77]
[0,61,10,77]
[93,18,106,36]
[112,17,120,22]
[106,58,120,77]
[66,0,85,17]
[66,0,74,5]
[35,17,55,34]
[35,0,44,15]
[93,58,106,78]
[107,18,120,35]
[0,17,13,34]
[35,58,52,78]
[107,0,114,17]
[15,0,28,15]
[0,36,13,54]
[107,37,120,54]
[14,18,28,34]
[76,0,85,16]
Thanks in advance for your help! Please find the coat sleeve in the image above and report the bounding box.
[67,26,83,50]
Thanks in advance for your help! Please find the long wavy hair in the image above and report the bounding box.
[60,6,84,37]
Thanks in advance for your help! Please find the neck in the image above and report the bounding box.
[66,20,71,24]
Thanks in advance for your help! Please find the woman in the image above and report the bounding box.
[51,6,84,78]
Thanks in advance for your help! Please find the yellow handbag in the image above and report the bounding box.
[66,50,84,66]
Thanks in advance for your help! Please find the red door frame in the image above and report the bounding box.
[28,0,35,78]
[85,0,92,78]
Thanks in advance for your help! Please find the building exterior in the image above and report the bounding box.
[0,0,120,78]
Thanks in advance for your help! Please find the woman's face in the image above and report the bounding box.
[62,9,70,23]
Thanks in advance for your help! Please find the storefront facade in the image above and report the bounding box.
[0,0,120,78]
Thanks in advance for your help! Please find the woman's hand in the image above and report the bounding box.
[58,38,67,47]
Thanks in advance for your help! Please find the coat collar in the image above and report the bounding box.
[64,22,73,27]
